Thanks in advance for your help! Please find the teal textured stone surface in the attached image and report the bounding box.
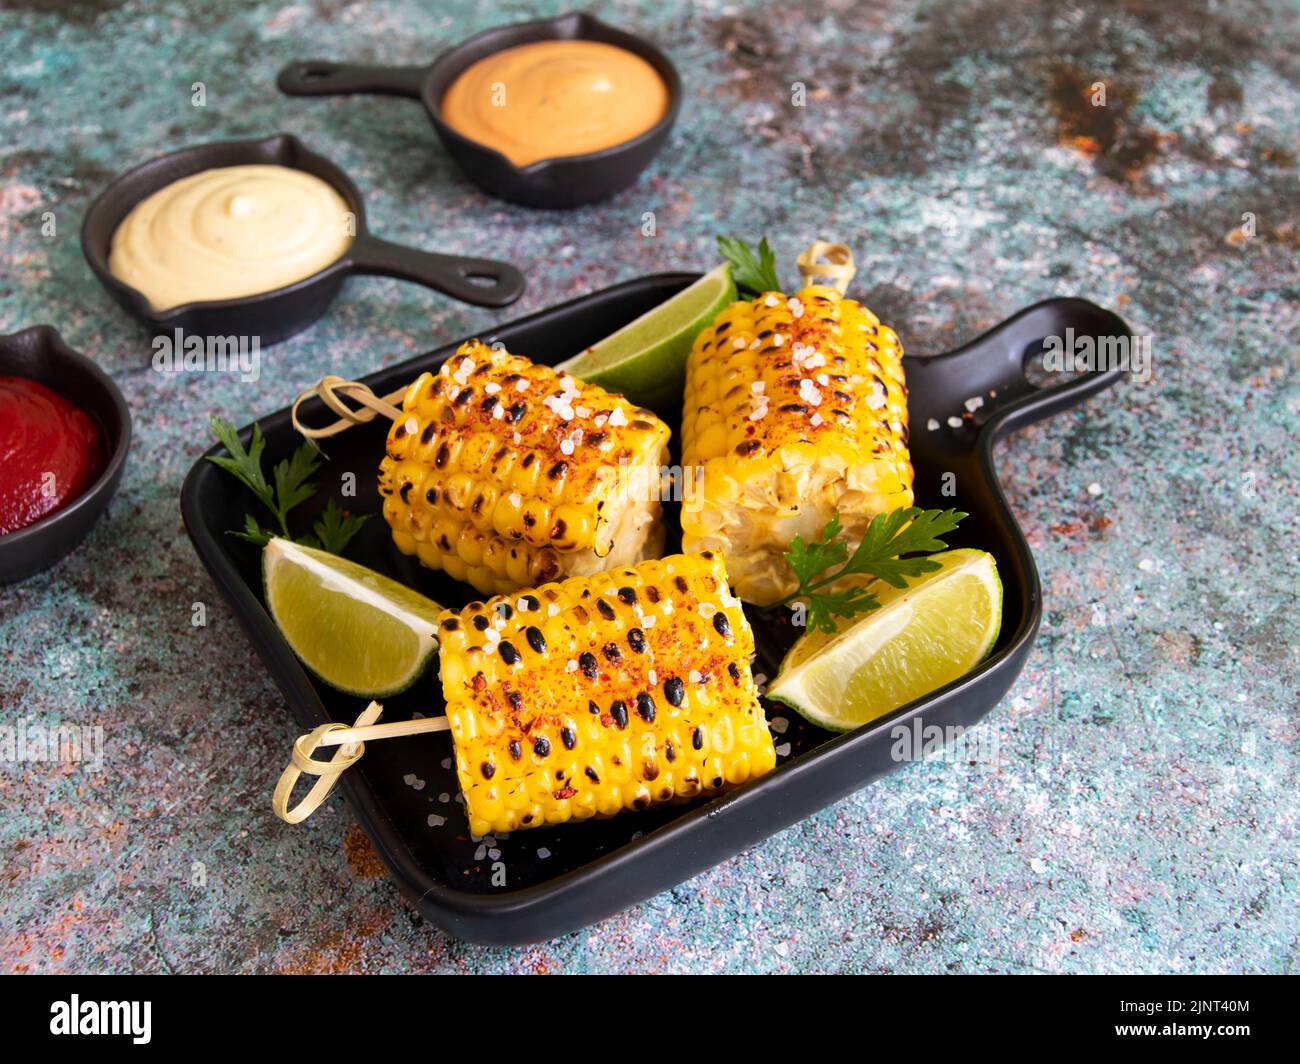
[0,0,1296,973]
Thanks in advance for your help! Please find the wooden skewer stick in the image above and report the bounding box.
[316,716,450,747]
[290,375,407,440]
[796,240,857,293]
[272,702,451,824]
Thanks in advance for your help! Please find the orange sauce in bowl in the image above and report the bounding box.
[440,40,670,167]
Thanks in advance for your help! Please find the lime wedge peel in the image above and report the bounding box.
[556,263,737,410]
[767,549,1003,733]
[262,538,442,698]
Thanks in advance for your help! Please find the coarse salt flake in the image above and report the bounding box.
[799,379,823,406]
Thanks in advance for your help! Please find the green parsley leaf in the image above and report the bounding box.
[783,514,849,588]
[208,417,363,557]
[229,512,276,547]
[271,444,321,525]
[717,235,782,294]
[803,584,881,634]
[207,417,276,514]
[773,506,968,627]
[312,498,371,556]
[839,507,967,588]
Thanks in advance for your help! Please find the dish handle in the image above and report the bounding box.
[908,297,1135,439]
[277,61,429,99]
[345,234,526,308]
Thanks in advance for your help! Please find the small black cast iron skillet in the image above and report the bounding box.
[81,133,525,347]
[278,12,681,208]
[0,327,131,584]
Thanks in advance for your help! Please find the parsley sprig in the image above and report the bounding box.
[775,507,968,633]
[717,234,781,294]
[207,416,369,555]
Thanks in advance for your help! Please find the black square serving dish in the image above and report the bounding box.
[181,272,1128,944]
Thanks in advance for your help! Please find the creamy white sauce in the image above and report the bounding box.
[108,164,353,310]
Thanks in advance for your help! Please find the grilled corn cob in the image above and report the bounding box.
[380,340,671,596]
[680,285,914,605]
[436,551,776,836]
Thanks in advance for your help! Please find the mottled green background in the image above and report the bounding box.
[0,0,1296,973]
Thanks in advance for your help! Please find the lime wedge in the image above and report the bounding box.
[556,263,737,411]
[767,549,1002,732]
[262,538,442,697]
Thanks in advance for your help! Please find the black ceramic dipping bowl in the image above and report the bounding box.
[278,12,681,208]
[0,327,131,584]
[81,133,526,347]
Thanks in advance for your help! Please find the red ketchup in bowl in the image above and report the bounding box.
[0,377,105,534]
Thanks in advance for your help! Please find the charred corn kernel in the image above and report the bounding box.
[380,340,672,597]
[681,285,914,605]
[435,551,777,837]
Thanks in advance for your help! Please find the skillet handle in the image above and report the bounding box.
[905,297,1137,440]
[346,235,525,308]
[277,61,429,99]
